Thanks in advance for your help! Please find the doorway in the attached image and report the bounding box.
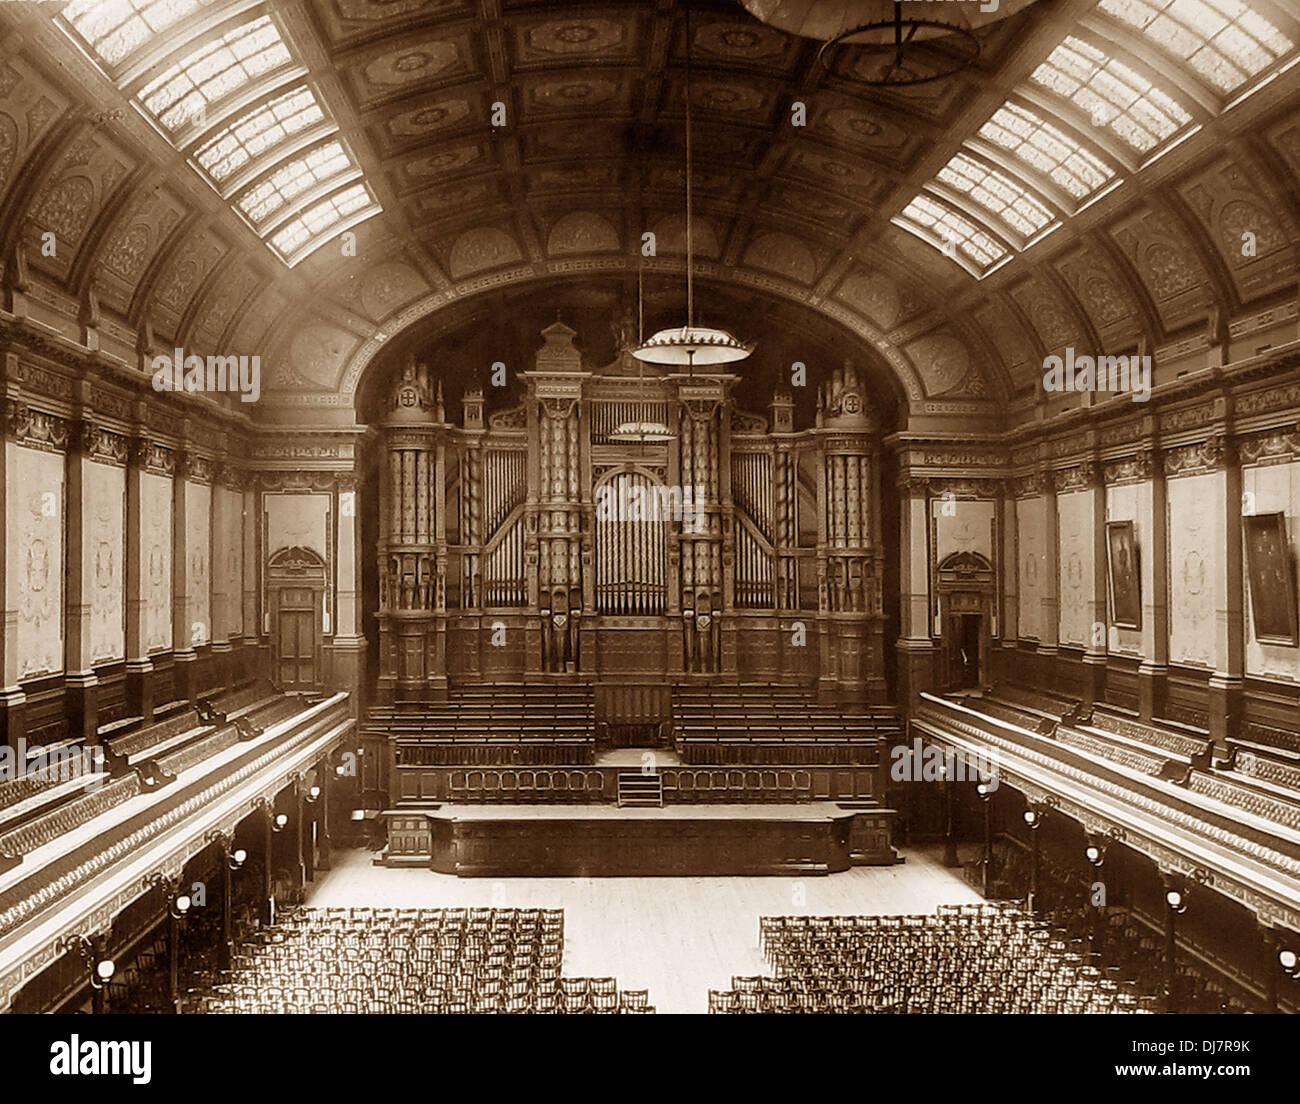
[957,613,982,688]
[268,547,326,691]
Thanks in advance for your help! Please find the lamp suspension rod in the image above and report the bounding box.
[685,0,694,331]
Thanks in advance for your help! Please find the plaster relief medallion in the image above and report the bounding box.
[405,146,481,177]
[525,19,625,56]
[448,227,523,277]
[693,22,787,61]
[834,271,901,329]
[389,99,470,137]
[547,211,620,255]
[905,334,971,397]
[529,78,619,109]
[363,42,458,87]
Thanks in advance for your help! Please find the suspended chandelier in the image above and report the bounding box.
[632,2,753,371]
[739,0,1041,86]
[613,267,676,444]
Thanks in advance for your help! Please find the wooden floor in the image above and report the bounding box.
[306,845,982,1013]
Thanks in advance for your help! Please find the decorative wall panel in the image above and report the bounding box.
[1167,473,1220,669]
[1017,495,1045,642]
[1057,490,1092,648]
[185,481,211,646]
[7,446,64,679]
[142,471,173,654]
[86,461,125,664]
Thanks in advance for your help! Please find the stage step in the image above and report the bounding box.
[617,771,663,808]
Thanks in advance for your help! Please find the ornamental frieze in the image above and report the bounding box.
[1163,435,1233,478]
[249,443,344,460]
[86,384,133,423]
[1052,461,1100,493]
[7,402,69,452]
[214,463,248,491]
[131,440,175,475]
[1159,400,1220,434]
[1103,450,1160,485]
[1011,472,1050,498]
[926,478,1000,500]
[81,422,129,466]
[256,470,343,493]
[489,403,527,429]
[180,453,215,484]
[1236,381,1300,418]
[1049,431,1092,459]
[730,408,767,434]
[1238,426,1300,467]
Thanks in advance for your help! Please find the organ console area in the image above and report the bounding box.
[373,322,888,705]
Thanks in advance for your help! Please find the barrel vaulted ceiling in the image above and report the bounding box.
[1,0,1298,426]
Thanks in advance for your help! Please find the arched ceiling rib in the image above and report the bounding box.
[0,0,1294,420]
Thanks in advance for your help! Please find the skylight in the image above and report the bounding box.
[1031,36,1194,152]
[936,152,1057,239]
[978,103,1117,200]
[193,86,329,186]
[138,15,291,133]
[269,183,378,264]
[62,0,220,67]
[898,195,1008,271]
[1098,0,1294,93]
[237,141,356,227]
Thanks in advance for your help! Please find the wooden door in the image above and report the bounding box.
[277,586,319,688]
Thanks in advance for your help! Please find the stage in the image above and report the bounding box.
[381,802,880,876]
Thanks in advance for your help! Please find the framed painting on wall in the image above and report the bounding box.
[1243,511,1298,646]
[1106,521,1141,630]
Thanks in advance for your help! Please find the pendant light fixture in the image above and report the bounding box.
[632,1,753,372]
[611,264,676,444]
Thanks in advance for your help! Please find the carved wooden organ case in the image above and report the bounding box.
[375,323,885,703]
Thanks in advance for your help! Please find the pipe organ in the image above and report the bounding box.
[374,322,886,704]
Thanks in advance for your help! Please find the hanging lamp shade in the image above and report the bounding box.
[739,0,1039,42]
[740,0,1042,85]
[632,3,752,370]
[631,324,754,366]
[609,419,676,443]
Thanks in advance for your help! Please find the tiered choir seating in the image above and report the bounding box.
[672,685,899,765]
[183,907,653,1014]
[371,686,597,767]
[709,904,1160,1013]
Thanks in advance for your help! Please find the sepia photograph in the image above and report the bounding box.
[0,0,1295,1082]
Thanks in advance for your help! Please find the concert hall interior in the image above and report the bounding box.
[2,0,1300,1017]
